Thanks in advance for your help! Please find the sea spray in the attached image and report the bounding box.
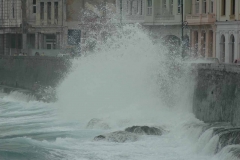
[55,23,194,129]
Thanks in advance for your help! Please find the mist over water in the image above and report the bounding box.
[0,24,238,160]
[56,24,194,128]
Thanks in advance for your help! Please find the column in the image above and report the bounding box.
[205,30,209,57]
[192,0,196,14]
[39,33,42,49]
[36,0,40,25]
[225,33,229,63]
[190,30,194,51]
[238,33,240,59]
[206,0,209,13]
[198,29,202,56]
[22,33,27,52]
[3,34,7,55]
[213,29,216,58]
[199,0,203,14]
[35,32,39,49]
[58,1,62,25]
[43,34,46,49]
[166,0,169,11]
[56,33,60,49]
[236,0,239,20]
[234,32,238,59]
[215,32,220,60]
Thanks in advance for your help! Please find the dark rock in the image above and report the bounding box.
[94,135,106,141]
[125,126,164,135]
[86,118,110,130]
[215,128,240,153]
[94,131,138,143]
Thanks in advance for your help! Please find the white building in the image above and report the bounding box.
[216,0,240,63]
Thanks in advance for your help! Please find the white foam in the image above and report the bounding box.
[55,24,194,130]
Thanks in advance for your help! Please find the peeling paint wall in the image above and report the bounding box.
[193,63,240,126]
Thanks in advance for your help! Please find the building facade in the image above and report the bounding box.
[116,0,191,48]
[216,0,240,63]
[186,0,217,58]
[0,0,23,55]
[0,0,115,56]
[0,0,66,56]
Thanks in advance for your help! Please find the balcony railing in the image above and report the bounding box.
[186,13,216,25]
[155,8,175,20]
[155,14,174,20]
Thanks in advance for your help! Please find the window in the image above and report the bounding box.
[47,2,51,20]
[202,0,207,14]
[230,35,235,62]
[178,0,181,14]
[33,0,36,13]
[220,35,225,62]
[119,0,122,15]
[46,35,56,49]
[231,0,235,15]
[135,1,139,14]
[170,0,173,15]
[127,1,128,14]
[68,30,81,45]
[210,0,214,13]
[163,0,167,10]
[54,2,58,20]
[140,0,143,15]
[40,2,44,20]
[222,0,226,16]
[147,0,152,15]
[195,0,199,14]
[209,30,213,57]
[130,1,133,15]
[47,44,52,49]
[194,31,198,54]
[12,1,14,18]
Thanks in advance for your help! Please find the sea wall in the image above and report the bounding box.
[193,63,240,126]
[0,56,71,98]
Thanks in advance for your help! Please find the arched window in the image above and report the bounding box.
[230,34,235,63]
[220,35,225,62]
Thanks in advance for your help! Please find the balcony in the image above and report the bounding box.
[155,14,174,20]
[186,13,216,25]
[154,8,174,21]
[229,15,235,20]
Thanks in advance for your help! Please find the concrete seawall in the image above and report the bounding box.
[0,56,71,100]
[193,63,240,126]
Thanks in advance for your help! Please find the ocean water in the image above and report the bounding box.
[0,25,237,160]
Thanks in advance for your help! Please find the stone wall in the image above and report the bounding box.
[193,63,240,126]
[0,56,71,95]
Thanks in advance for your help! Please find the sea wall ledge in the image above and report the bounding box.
[0,55,71,101]
[193,63,240,126]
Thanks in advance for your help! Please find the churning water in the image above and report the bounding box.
[0,25,237,160]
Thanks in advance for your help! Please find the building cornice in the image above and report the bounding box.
[215,21,240,25]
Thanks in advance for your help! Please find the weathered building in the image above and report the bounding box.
[0,0,115,56]
[186,0,217,58]
[116,0,191,48]
[0,0,22,55]
[0,0,66,56]
[216,0,240,63]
